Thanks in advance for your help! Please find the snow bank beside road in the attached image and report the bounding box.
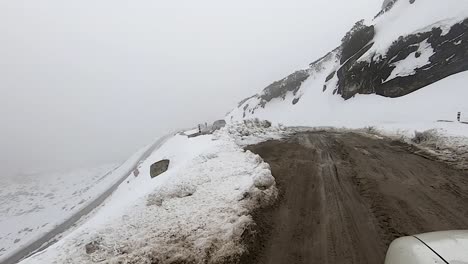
[371,122,468,170]
[20,125,279,264]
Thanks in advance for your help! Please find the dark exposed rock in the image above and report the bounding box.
[238,95,256,108]
[263,120,272,128]
[150,160,170,178]
[258,70,310,107]
[375,0,400,18]
[382,0,396,9]
[85,241,100,254]
[336,18,468,99]
[133,168,140,177]
[340,20,375,64]
[325,71,336,82]
[212,120,226,131]
[376,0,417,19]
[336,42,376,99]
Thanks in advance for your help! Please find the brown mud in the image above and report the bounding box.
[242,131,468,264]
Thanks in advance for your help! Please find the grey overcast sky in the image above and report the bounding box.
[0,0,381,177]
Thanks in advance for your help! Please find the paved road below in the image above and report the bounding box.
[244,131,468,264]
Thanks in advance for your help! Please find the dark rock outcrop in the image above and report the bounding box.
[337,18,468,99]
[212,120,226,131]
[85,241,100,254]
[340,20,375,64]
[376,0,400,18]
[258,70,310,107]
[150,160,170,178]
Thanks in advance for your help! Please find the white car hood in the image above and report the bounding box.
[416,230,468,264]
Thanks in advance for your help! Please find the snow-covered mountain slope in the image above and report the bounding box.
[0,164,119,262]
[228,0,468,123]
[230,69,468,127]
[1,136,170,264]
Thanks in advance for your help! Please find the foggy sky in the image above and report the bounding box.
[0,0,381,177]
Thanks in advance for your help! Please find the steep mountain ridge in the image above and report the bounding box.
[228,0,468,123]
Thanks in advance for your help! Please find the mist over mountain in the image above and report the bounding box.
[0,0,380,178]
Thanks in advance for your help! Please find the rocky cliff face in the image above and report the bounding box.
[338,17,468,99]
[229,0,468,120]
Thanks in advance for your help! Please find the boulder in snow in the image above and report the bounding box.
[85,241,100,254]
[212,120,226,131]
[150,159,170,178]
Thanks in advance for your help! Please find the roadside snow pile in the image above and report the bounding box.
[20,125,278,264]
[219,119,288,146]
[373,123,468,170]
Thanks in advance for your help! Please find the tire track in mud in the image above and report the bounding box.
[243,131,468,264]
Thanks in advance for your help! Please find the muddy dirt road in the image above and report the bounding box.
[244,131,468,264]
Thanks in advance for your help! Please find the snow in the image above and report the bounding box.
[228,50,341,126]
[0,164,118,262]
[228,0,468,132]
[223,119,288,146]
[230,69,468,128]
[385,39,434,82]
[359,0,468,62]
[18,125,279,264]
[0,135,172,263]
